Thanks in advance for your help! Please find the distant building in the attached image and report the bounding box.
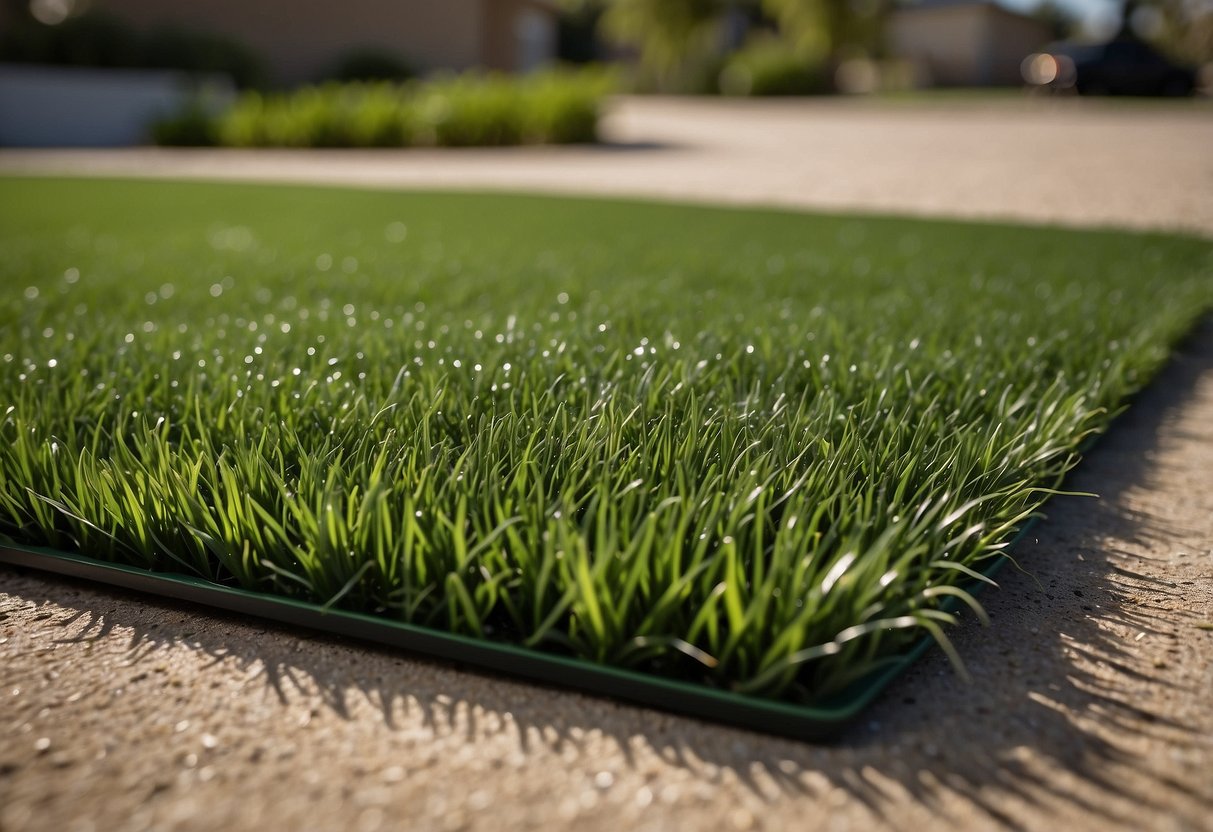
[75,0,560,85]
[887,0,1053,86]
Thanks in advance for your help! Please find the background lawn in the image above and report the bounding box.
[1,177,1209,703]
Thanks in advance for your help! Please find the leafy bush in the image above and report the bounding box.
[150,102,220,147]
[157,69,615,148]
[325,48,415,83]
[718,38,829,96]
[520,71,605,143]
[216,86,417,148]
[416,74,527,147]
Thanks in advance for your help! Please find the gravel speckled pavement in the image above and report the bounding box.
[2,96,1212,235]
[2,97,1212,832]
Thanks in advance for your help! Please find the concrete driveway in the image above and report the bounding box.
[2,95,1212,234]
[2,96,1212,832]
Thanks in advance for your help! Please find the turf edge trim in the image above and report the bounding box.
[0,533,1024,741]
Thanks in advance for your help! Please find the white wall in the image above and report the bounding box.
[0,64,233,147]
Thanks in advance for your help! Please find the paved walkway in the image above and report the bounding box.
[2,97,1212,832]
[2,96,1212,235]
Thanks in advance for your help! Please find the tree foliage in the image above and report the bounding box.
[1135,0,1213,64]
[600,0,734,89]
[596,0,888,91]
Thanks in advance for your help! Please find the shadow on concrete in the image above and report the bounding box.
[3,321,1211,827]
[591,140,678,153]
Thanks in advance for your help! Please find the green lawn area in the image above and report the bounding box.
[2,177,1209,704]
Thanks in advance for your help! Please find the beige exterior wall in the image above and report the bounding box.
[888,6,986,86]
[980,11,1052,85]
[888,3,1051,86]
[81,0,489,85]
[482,0,558,72]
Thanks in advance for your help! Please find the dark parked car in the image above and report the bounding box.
[1022,38,1196,96]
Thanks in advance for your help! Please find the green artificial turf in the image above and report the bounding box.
[2,177,1210,703]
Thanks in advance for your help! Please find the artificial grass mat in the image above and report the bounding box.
[2,177,1210,708]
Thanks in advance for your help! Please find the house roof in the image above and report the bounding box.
[896,0,1028,13]
[892,0,1044,24]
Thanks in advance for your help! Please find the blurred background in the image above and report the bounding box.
[0,0,1209,147]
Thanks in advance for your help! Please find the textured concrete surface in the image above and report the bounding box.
[1,95,1211,235]
[2,98,1212,831]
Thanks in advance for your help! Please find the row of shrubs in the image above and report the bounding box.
[153,69,615,148]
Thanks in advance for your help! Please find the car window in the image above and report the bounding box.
[1057,44,1102,62]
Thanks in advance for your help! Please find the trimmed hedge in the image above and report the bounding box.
[154,69,615,148]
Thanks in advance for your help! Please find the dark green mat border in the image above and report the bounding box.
[0,531,1023,741]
